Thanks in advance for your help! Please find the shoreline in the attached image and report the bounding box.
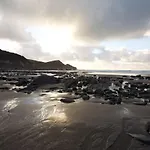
[0,70,150,149]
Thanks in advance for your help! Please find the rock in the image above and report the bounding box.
[82,86,94,94]
[94,89,104,96]
[128,133,150,144]
[16,78,30,86]
[117,96,122,104]
[133,101,147,106]
[108,100,116,105]
[72,87,77,91]
[0,76,7,80]
[104,89,116,95]
[77,82,82,87]
[20,75,60,93]
[103,89,122,105]
[63,78,78,89]
[139,92,150,99]
[146,77,150,80]
[136,75,144,79]
[57,90,63,93]
[82,94,90,100]
[0,86,9,91]
[145,122,150,134]
[88,77,98,84]
[39,94,46,96]
[74,91,84,96]
[60,98,75,103]
[65,88,73,93]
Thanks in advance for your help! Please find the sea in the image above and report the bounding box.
[84,70,150,76]
[1,69,150,76]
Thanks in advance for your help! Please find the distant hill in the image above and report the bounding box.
[0,49,31,69]
[0,49,77,70]
[29,59,77,70]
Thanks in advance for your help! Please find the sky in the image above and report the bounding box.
[0,0,150,70]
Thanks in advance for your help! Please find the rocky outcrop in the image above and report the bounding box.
[20,75,60,93]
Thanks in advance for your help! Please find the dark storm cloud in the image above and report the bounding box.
[0,0,150,42]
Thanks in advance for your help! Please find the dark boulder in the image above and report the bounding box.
[72,87,77,91]
[146,77,150,80]
[145,122,150,134]
[82,94,90,100]
[88,77,98,84]
[20,75,60,93]
[77,82,82,87]
[65,88,73,93]
[0,76,7,80]
[0,86,9,91]
[133,101,147,106]
[116,96,122,104]
[94,89,104,96]
[60,98,75,103]
[16,78,30,86]
[57,90,63,93]
[74,91,84,96]
[63,78,78,89]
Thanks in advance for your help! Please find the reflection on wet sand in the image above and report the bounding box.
[3,98,19,112]
[0,91,150,150]
[38,104,67,123]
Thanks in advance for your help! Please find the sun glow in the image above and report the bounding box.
[28,25,76,55]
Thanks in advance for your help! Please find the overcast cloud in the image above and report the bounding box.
[0,0,150,69]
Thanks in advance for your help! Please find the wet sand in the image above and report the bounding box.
[0,91,150,150]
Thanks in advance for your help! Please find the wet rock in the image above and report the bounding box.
[72,87,77,91]
[16,78,30,86]
[103,89,122,105]
[88,77,98,84]
[65,88,73,93]
[60,98,75,103]
[0,76,7,80]
[82,94,90,100]
[145,122,150,134]
[108,100,116,105]
[128,89,138,98]
[139,91,150,99]
[20,75,60,93]
[6,77,18,81]
[63,78,78,89]
[146,77,150,80]
[104,89,118,96]
[138,84,150,89]
[86,88,94,94]
[117,97,122,104]
[128,133,150,144]
[94,89,104,97]
[57,90,63,93]
[77,82,82,87]
[74,91,84,96]
[133,100,147,106]
[136,75,144,79]
[0,86,9,91]
[82,86,94,95]
[39,93,46,96]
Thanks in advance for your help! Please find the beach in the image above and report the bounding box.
[0,71,150,150]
